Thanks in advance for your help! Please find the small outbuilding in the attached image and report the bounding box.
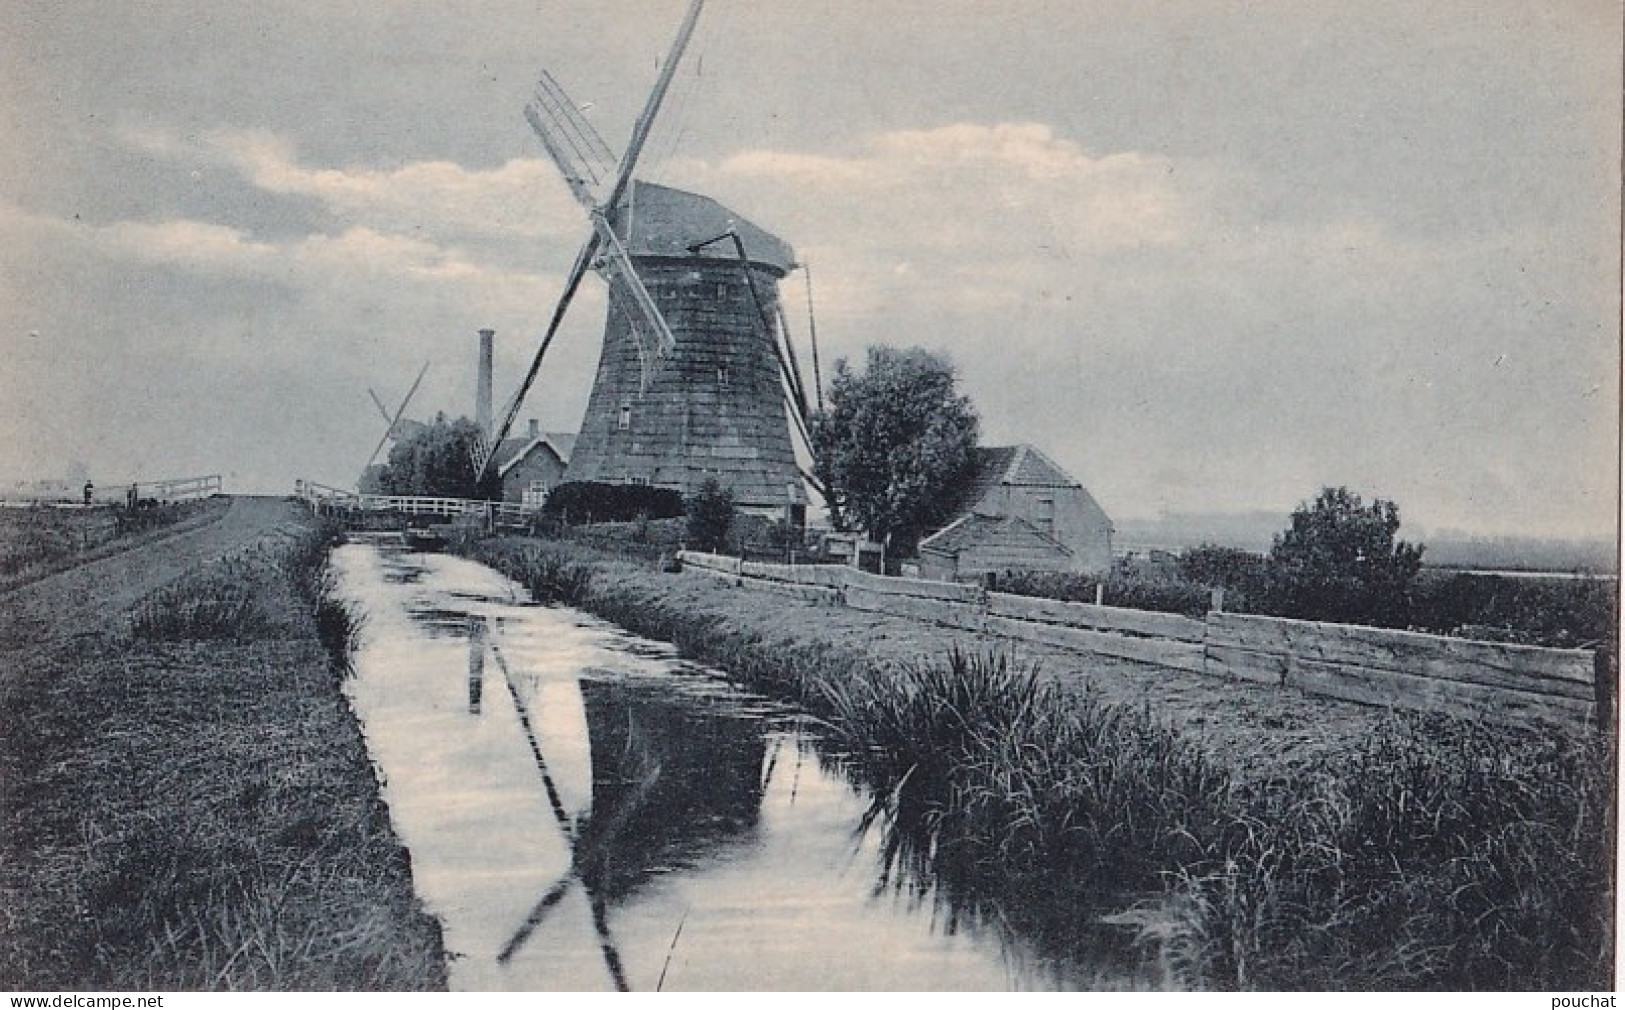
[495,420,578,507]
[918,444,1112,583]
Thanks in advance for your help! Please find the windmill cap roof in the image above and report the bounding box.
[619,181,795,274]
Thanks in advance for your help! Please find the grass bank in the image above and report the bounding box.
[0,517,446,990]
[0,499,224,595]
[462,535,1613,991]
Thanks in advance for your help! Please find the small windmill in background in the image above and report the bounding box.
[358,360,431,488]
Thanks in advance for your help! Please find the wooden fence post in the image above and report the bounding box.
[1594,644,1616,737]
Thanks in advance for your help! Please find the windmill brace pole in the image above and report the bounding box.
[686,230,809,420]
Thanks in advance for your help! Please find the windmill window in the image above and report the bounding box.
[717,366,730,390]
[716,283,728,301]
[618,403,631,430]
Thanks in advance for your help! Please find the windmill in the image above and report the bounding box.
[359,360,431,485]
[478,0,813,514]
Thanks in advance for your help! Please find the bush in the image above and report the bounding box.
[1178,545,1271,609]
[1408,571,1618,650]
[1002,557,1618,648]
[372,413,500,500]
[1265,487,1424,628]
[996,568,1211,618]
[541,481,684,524]
[684,478,734,553]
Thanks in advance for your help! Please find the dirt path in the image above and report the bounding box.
[0,495,309,645]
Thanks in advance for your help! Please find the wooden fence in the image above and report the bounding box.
[677,551,1604,732]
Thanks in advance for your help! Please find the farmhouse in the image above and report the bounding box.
[918,445,1112,582]
[493,420,578,507]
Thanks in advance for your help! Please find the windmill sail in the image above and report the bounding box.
[591,213,677,384]
[360,360,430,481]
[524,72,618,208]
[483,1,706,475]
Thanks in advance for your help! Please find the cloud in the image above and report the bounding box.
[5,197,541,302]
[100,217,278,271]
[123,125,582,247]
[709,122,1198,263]
[660,122,1434,345]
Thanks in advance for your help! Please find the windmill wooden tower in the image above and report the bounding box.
[476,0,812,515]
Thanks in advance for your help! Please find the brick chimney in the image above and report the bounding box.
[476,329,494,439]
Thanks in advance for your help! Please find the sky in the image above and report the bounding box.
[1,0,1619,540]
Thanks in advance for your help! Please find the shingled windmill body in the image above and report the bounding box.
[480,0,810,514]
[567,182,802,508]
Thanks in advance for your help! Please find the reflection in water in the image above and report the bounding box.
[489,661,629,986]
[466,618,484,715]
[337,540,1157,991]
[577,677,766,900]
[485,633,769,989]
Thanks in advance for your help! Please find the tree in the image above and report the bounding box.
[373,413,499,499]
[809,345,979,553]
[1267,486,1425,626]
[685,477,734,553]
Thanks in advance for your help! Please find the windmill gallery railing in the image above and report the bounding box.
[675,550,1611,736]
[294,480,539,525]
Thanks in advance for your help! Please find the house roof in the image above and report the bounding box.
[496,431,577,478]
[919,512,1073,558]
[952,446,1020,519]
[1001,444,1079,488]
[617,181,796,275]
[945,444,1083,519]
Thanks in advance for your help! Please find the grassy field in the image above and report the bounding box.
[0,500,224,594]
[461,534,1615,991]
[0,506,446,990]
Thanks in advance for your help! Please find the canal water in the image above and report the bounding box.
[333,538,1152,991]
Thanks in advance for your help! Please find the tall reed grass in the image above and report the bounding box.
[819,652,1614,990]
[465,539,594,604]
[126,522,362,673]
